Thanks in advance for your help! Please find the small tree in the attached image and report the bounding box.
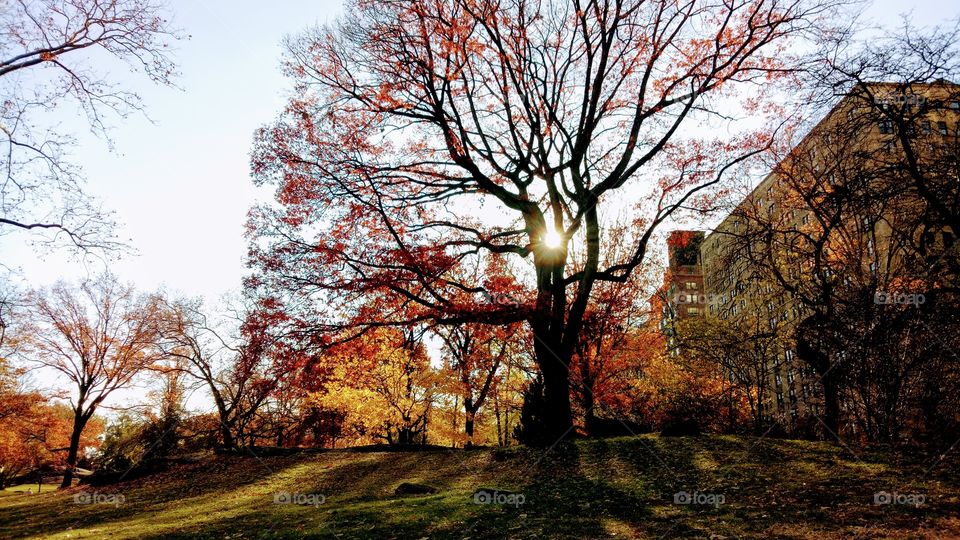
[312,328,440,446]
[435,322,520,446]
[156,298,278,450]
[675,309,783,434]
[22,274,160,487]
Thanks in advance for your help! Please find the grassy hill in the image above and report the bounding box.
[1,435,958,539]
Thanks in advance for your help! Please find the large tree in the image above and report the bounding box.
[0,0,178,253]
[249,0,846,442]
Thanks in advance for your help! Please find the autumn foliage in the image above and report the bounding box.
[247,0,845,442]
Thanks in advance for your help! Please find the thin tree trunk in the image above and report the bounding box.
[464,404,476,448]
[60,413,87,489]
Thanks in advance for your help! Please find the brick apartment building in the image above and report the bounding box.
[655,230,706,352]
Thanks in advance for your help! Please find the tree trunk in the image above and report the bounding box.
[220,422,235,450]
[493,395,503,446]
[528,209,578,445]
[579,349,598,434]
[796,314,841,438]
[464,407,476,448]
[820,373,841,437]
[536,340,574,442]
[582,381,596,434]
[451,395,459,446]
[60,413,87,489]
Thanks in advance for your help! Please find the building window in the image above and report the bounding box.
[922,120,932,135]
[950,101,960,110]
[801,214,809,225]
[685,281,698,290]
[939,121,949,135]
[687,307,701,316]
[878,120,893,134]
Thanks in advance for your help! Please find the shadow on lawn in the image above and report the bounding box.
[2,436,958,539]
[137,442,671,540]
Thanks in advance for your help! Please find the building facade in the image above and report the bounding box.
[666,81,960,432]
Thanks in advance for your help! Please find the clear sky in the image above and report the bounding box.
[1,0,346,300]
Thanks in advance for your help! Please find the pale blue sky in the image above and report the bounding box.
[0,0,953,304]
[1,0,345,300]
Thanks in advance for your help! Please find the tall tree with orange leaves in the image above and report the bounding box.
[248,0,850,443]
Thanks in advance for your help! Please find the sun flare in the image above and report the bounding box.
[543,227,564,249]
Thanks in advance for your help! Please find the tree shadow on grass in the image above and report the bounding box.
[4,437,959,539]
[141,442,677,540]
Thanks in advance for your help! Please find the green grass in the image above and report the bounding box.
[1,435,958,539]
[1,483,58,495]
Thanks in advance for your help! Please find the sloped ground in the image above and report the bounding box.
[0,435,958,539]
